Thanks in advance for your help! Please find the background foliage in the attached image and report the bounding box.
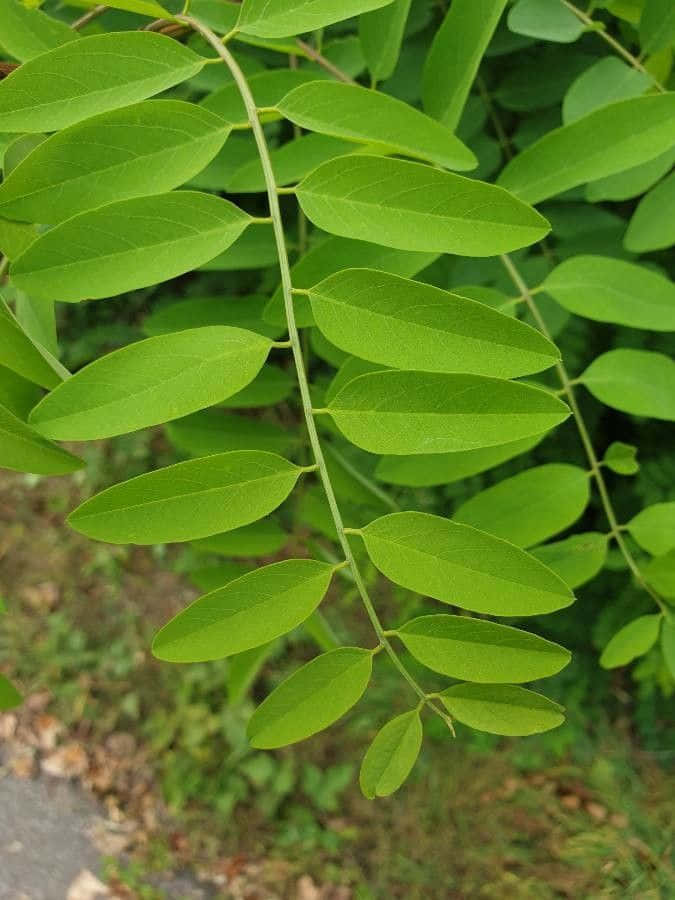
[0,0,674,892]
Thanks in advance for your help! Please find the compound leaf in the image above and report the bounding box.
[191,519,288,557]
[153,559,335,662]
[640,0,675,54]
[624,170,675,253]
[359,710,422,799]
[68,451,304,544]
[359,511,574,616]
[30,327,272,441]
[0,300,63,389]
[396,615,570,682]
[247,647,373,748]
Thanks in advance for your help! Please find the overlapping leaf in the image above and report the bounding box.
[308,268,558,377]
[358,511,574,616]
[68,451,304,544]
[324,370,569,455]
[30,327,272,440]
[296,156,549,256]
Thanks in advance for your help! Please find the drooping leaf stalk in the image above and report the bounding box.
[181,14,456,731]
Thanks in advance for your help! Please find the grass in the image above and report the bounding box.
[1,452,674,897]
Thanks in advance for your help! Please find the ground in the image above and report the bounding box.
[0,462,674,898]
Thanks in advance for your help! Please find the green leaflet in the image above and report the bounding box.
[0,402,83,476]
[29,327,272,441]
[603,442,639,476]
[624,170,675,253]
[644,551,675,599]
[375,436,542,488]
[325,357,385,404]
[0,101,231,225]
[202,224,278,271]
[359,511,574,616]
[498,94,675,205]
[562,58,650,124]
[440,684,565,736]
[578,349,675,421]
[0,218,36,260]
[0,365,40,419]
[276,81,477,170]
[323,370,569,455]
[508,0,584,43]
[10,192,252,302]
[359,710,422,799]
[264,235,437,329]
[662,620,675,679]
[423,0,508,129]
[227,642,276,705]
[359,0,412,82]
[0,0,79,62]
[228,133,355,193]
[68,451,304,545]
[221,364,294,409]
[191,519,288,557]
[0,300,63,389]
[540,256,675,330]
[308,268,559,378]
[640,0,675,54]
[237,0,393,38]
[143,294,282,340]
[627,503,675,556]
[586,147,675,203]
[93,0,171,16]
[166,410,295,457]
[395,615,570,682]
[454,464,590,548]
[247,647,373,748]
[153,559,335,662]
[0,673,22,710]
[297,156,549,256]
[201,69,322,127]
[531,533,608,589]
[600,614,662,669]
[0,32,205,133]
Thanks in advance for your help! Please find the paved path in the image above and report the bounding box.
[0,774,210,899]
[0,774,102,899]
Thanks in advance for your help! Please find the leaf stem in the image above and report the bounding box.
[294,38,357,84]
[500,253,669,617]
[71,4,107,29]
[182,15,453,728]
[560,0,666,92]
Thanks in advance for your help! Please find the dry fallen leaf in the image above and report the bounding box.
[66,869,110,900]
[42,742,88,778]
